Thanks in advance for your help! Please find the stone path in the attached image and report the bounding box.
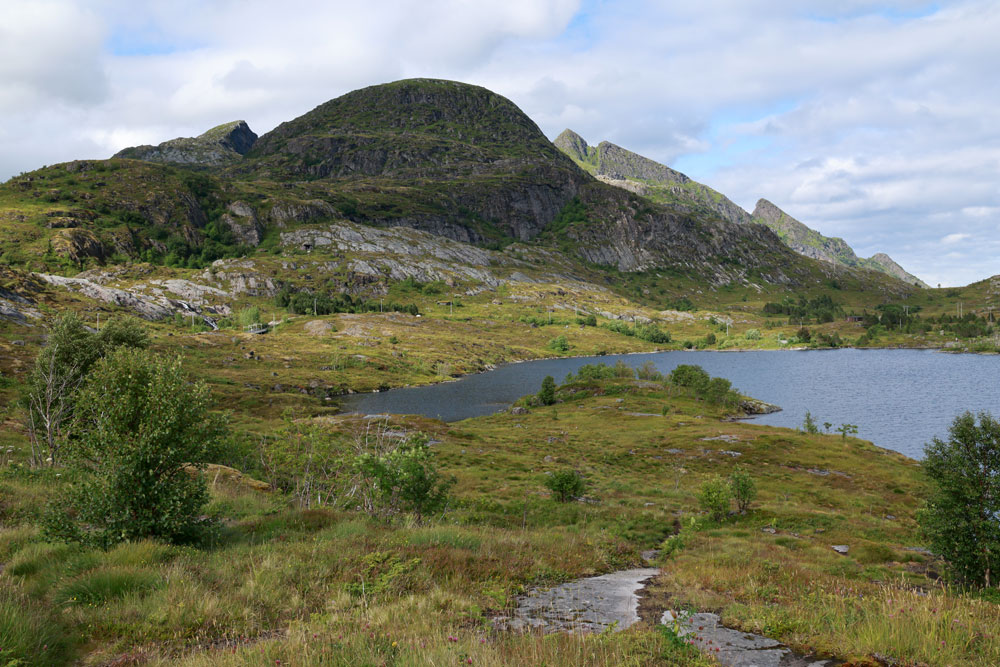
[661,610,838,667]
[496,568,660,634]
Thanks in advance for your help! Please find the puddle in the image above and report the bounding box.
[495,568,660,634]
[661,611,838,667]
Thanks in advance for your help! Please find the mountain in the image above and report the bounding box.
[751,199,929,287]
[0,78,920,316]
[114,120,258,165]
[555,129,928,288]
[553,129,752,226]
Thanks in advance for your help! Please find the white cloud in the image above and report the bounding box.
[942,233,971,244]
[0,0,107,109]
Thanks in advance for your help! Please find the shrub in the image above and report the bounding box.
[547,335,570,352]
[537,375,556,405]
[698,477,731,521]
[354,433,454,523]
[237,305,261,327]
[729,466,757,514]
[669,364,710,390]
[24,314,148,466]
[802,411,819,434]
[44,349,224,548]
[919,411,1000,588]
[545,469,586,502]
[636,360,663,381]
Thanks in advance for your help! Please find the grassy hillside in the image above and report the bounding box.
[4,362,995,666]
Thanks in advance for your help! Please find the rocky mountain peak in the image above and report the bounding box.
[113,119,258,165]
[553,129,591,162]
[751,198,786,223]
[198,120,258,155]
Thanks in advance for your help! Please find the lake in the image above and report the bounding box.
[341,348,1000,459]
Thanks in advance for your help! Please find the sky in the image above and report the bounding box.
[1,0,998,286]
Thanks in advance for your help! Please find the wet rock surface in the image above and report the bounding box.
[661,611,838,667]
[496,568,659,634]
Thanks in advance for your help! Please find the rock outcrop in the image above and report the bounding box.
[114,120,258,165]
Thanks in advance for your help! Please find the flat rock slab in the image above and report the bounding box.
[497,568,660,634]
[662,611,837,667]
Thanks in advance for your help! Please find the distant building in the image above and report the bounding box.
[845,315,863,323]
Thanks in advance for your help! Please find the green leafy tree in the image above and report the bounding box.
[44,348,224,547]
[699,477,732,521]
[537,375,556,406]
[919,411,1000,588]
[355,434,454,523]
[836,423,858,440]
[545,469,586,502]
[24,314,148,466]
[802,411,819,434]
[729,466,757,514]
[547,335,570,352]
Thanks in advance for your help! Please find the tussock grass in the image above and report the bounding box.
[0,583,71,665]
[54,568,161,606]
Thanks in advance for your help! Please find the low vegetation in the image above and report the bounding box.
[0,311,998,666]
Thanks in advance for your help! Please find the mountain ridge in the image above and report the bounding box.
[555,128,927,287]
[750,198,929,287]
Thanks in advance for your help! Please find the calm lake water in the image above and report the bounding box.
[342,349,1000,459]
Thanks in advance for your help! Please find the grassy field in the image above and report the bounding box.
[1,360,997,665]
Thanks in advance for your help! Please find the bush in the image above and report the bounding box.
[729,466,757,514]
[802,411,819,434]
[545,469,586,502]
[237,305,261,328]
[919,411,1000,588]
[537,375,556,405]
[636,360,663,381]
[669,364,710,390]
[547,335,570,352]
[24,314,148,466]
[44,349,224,548]
[744,328,761,340]
[355,433,454,523]
[698,477,731,521]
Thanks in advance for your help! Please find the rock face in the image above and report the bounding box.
[751,199,929,287]
[36,273,229,323]
[115,120,258,165]
[661,611,837,667]
[554,129,753,226]
[497,568,660,634]
[221,201,264,246]
[245,79,588,242]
